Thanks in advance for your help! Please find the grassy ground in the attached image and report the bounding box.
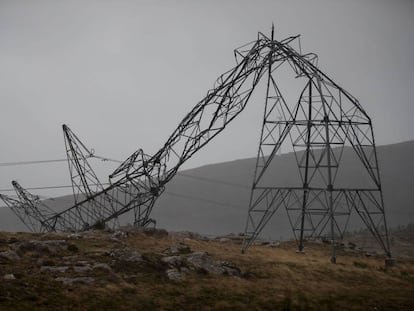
[0,230,413,311]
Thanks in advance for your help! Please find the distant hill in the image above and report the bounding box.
[1,141,414,239]
[152,140,414,238]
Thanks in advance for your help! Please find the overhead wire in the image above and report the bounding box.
[0,155,122,167]
[0,155,249,209]
[0,158,68,166]
[0,156,249,190]
[164,191,243,209]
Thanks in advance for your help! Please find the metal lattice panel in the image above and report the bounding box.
[0,29,392,263]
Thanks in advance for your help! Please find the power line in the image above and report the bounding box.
[164,191,243,210]
[176,172,249,189]
[0,186,243,210]
[0,156,249,208]
[0,173,248,193]
[0,155,249,190]
[0,155,122,167]
[0,159,68,166]
[0,183,112,192]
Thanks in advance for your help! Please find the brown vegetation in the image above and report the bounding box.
[0,229,413,310]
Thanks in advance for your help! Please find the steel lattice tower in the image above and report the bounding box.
[242,28,391,263]
[0,28,392,263]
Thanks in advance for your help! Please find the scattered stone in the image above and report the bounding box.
[216,261,241,277]
[41,266,70,273]
[76,260,90,266]
[56,276,95,285]
[4,273,16,280]
[117,225,168,238]
[253,240,270,246]
[163,243,192,255]
[0,250,20,261]
[7,237,19,244]
[165,268,185,281]
[112,231,128,239]
[161,256,185,267]
[68,233,83,239]
[108,248,142,262]
[14,240,68,256]
[185,252,241,276]
[170,231,209,241]
[218,238,231,243]
[93,263,111,271]
[73,265,92,273]
[268,241,280,248]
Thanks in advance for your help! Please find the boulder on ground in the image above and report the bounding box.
[14,240,68,256]
[185,252,241,276]
[108,248,142,262]
[0,250,20,261]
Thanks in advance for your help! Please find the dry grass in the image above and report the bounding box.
[0,230,413,310]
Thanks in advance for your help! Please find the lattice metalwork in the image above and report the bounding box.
[35,30,271,232]
[0,28,392,263]
[241,28,391,262]
[0,181,55,232]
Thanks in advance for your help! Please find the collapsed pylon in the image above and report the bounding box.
[0,28,392,263]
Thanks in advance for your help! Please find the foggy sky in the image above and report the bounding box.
[1,0,414,197]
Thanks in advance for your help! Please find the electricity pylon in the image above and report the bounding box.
[1,28,392,264]
[242,28,391,263]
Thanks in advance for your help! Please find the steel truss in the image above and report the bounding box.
[0,181,55,232]
[242,29,391,261]
[0,28,392,262]
[27,29,272,232]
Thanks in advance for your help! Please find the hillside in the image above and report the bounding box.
[0,228,413,311]
[152,140,414,238]
[1,141,414,242]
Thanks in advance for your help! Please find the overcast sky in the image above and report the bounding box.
[1,0,413,196]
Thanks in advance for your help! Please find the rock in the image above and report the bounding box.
[161,256,185,267]
[7,237,19,244]
[165,268,185,281]
[4,273,16,280]
[163,243,192,255]
[185,252,241,277]
[56,277,95,285]
[218,238,231,243]
[118,225,168,237]
[0,250,20,261]
[93,263,112,271]
[73,265,92,273]
[217,261,241,277]
[76,260,90,266]
[112,231,128,239]
[14,240,68,256]
[67,233,83,239]
[169,231,209,241]
[268,241,280,248]
[185,252,218,273]
[41,266,70,273]
[109,248,142,262]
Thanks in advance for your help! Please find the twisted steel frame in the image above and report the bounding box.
[0,29,391,261]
